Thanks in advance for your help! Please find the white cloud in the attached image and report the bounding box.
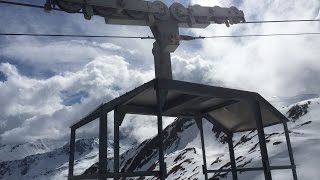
[0,0,319,144]
[0,55,155,144]
[186,0,320,97]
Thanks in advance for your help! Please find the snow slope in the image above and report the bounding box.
[0,138,107,180]
[83,98,320,180]
[0,139,66,162]
[0,98,319,179]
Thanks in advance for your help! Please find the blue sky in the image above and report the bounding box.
[0,0,319,144]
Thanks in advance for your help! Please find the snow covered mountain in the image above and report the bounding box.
[1,98,319,180]
[0,139,66,163]
[83,98,320,180]
[0,138,103,179]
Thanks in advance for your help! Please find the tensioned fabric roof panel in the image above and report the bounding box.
[72,79,288,132]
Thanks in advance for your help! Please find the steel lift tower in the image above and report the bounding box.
[45,1,297,180]
[45,0,245,80]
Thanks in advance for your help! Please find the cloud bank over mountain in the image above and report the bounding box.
[0,0,319,144]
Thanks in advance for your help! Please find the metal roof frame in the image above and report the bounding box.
[70,78,288,132]
[67,78,297,180]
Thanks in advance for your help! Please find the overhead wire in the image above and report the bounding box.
[0,0,320,24]
[195,32,320,39]
[0,33,154,39]
[0,0,63,11]
[1,33,320,40]
[0,0,320,40]
[243,19,320,24]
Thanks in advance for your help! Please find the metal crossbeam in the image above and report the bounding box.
[47,0,245,27]
[201,100,239,114]
[207,165,295,173]
[203,114,230,135]
[163,95,209,114]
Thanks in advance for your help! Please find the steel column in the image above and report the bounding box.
[152,41,173,79]
[114,110,126,180]
[227,133,238,180]
[195,118,208,180]
[252,100,272,180]
[283,122,298,180]
[114,114,120,180]
[68,128,76,180]
[156,87,167,180]
[99,111,108,180]
[150,20,180,80]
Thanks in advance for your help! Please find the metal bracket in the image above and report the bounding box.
[114,108,126,126]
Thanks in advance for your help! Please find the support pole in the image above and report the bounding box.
[68,128,76,180]
[195,118,208,180]
[283,122,298,180]
[99,111,108,180]
[152,41,173,79]
[252,100,272,180]
[156,87,167,180]
[150,20,180,80]
[114,114,120,180]
[227,133,238,180]
[114,110,125,180]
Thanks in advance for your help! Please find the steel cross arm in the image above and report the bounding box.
[59,0,153,12]
[47,0,245,28]
[47,1,245,80]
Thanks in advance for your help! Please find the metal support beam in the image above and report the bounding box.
[68,128,76,180]
[156,87,167,180]
[118,171,160,177]
[201,100,239,114]
[71,104,103,129]
[255,94,289,123]
[150,20,179,79]
[252,100,272,180]
[152,41,173,79]
[227,133,238,180]
[163,95,210,114]
[114,110,126,180]
[207,165,294,173]
[99,111,108,180]
[195,117,208,180]
[157,79,252,99]
[73,173,113,180]
[117,105,156,116]
[283,122,298,180]
[203,114,230,135]
[71,80,155,130]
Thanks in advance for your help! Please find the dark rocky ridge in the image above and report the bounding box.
[286,101,310,121]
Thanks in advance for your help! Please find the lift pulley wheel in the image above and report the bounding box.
[169,3,188,22]
[152,1,170,21]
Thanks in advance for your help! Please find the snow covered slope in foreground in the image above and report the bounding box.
[0,98,319,179]
[84,98,320,180]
